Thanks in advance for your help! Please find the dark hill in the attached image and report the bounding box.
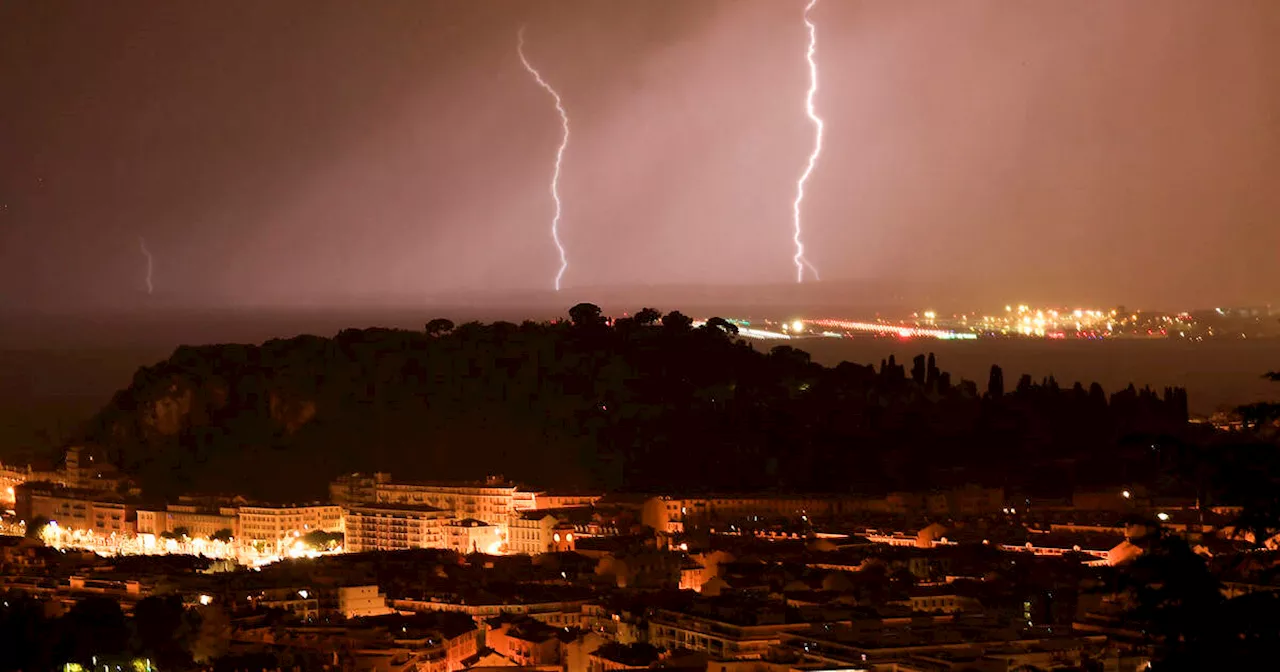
[77,306,1190,501]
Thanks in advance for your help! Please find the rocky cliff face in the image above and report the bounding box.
[143,384,194,437]
[105,372,316,445]
[269,391,317,434]
[82,340,337,499]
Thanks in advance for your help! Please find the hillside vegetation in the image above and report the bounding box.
[80,304,1190,501]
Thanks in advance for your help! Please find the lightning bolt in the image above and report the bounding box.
[517,26,571,292]
[792,0,824,283]
[138,236,154,295]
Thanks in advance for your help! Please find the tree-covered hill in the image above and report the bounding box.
[78,304,1190,501]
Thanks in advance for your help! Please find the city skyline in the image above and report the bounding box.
[2,4,1278,668]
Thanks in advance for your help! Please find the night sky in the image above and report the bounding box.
[2,0,1278,312]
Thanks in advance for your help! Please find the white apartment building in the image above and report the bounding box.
[332,473,600,526]
[445,518,504,555]
[238,504,343,550]
[508,511,576,556]
[15,482,134,536]
[337,585,392,618]
[376,479,520,526]
[136,504,239,539]
[344,504,454,553]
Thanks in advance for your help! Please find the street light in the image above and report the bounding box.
[1122,490,1131,499]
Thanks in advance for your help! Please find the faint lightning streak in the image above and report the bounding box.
[518,27,571,292]
[792,0,824,283]
[138,236,154,295]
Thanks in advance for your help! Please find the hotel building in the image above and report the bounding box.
[237,504,344,551]
[344,504,454,553]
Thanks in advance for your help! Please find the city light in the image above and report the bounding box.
[1156,512,1170,522]
[807,318,959,340]
[736,327,791,340]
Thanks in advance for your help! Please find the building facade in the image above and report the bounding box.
[376,478,521,526]
[509,512,577,555]
[445,518,504,555]
[344,504,454,553]
[14,482,135,535]
[331,473,600,527]
[336,585,391,618]
[136,503,240,539]
[1,462,67,511]
[237,504,343,550]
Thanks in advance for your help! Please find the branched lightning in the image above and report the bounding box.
[792,0,824,283]
[517,26,571,292]
[138,236,154,295]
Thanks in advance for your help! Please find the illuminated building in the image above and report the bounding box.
[344,503,454,553]
[374,477,522,526]
[528,491,601,510]
[1,461,67,510]
[336,585,392,618]
[135,502,241,539]
[334,473,600,526]
[485,616,565,667]
[445,518,505,555]
[237,503,343,551]
[14,481,135,535]
[509,510,576,555]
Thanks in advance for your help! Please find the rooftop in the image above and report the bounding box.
[349,503,447,514]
